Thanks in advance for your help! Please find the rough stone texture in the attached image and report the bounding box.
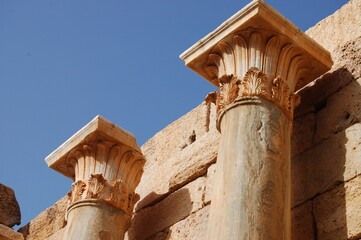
[292,123,361,207]
[315,78,361,142]
[43,228,64,240]
[204,163,216,205]
[0,224,24,240]
[313,176,361,240]
[292,112,316,157]
[306,0,361,53]
[18,195,68,240]
[128,176,206,240]
[147,206,209,240]
[136,103,219,210]
[291,201,315,240]
[0,184,21,227]
[294,67,356,118]
[294,36,361,119]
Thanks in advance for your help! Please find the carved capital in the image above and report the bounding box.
[64,141,145,215]
[46,116,146,216]
[204,29,306,119]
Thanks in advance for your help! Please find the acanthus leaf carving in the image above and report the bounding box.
[86,173,106,199]
[205,29,309,119]
[241,67,267,97]
[65,141,145,216]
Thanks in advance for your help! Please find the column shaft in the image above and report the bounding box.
[207,97,291,239]
[63,200,130,240]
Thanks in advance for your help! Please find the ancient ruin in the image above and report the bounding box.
[1,0,360,239]
[180,1,332,239]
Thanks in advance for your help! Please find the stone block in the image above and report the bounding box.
[306,0,361,53]
[0,224,24,240]
[0,184,21,228]
[43,228,64,240]
[291,201,315,240]
[295,67,355,118]
[18,195,68,240]
[292,113,316,157]
[147,206,210,240]
[332,36,361,80]
[136,102,219,209]
[315,79,361,142]
[204,163,216,205]
[128,176,206,240]
[292,123,361,206]
[313,176,361,240]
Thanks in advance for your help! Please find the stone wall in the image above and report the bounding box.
[17,0,361,239]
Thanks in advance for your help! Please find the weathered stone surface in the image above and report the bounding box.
[295,67,355,118]
[43,228,64,240]
[332,36,361,79]
[295,36,361,119]
[306,0,361,53]
[313,176,361,240]
[0,184,21,228]
[315,78,361,142]
[291,201,315,240]
[128,176,206,240]
[147,206,209,240]
[292,113,316,157]
[0,224,24,240]
[292,123,361,206]
[18,195,68,240]
[204,163,216,205]
[137,103,219,210]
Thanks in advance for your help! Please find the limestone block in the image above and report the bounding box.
[43,228,64,240]
[204,163,216,205]
[147,206,210,240]
[141,103,213,166]
[315,79,361,142]
[168,129,219,191]
[332,36,361,79]
[292,113,316,157]
[0,184,20,227]
[313,176,361,240]
[0,224,24,240]
[295,67,355,118]
[291,201,315,240]
[306,0,361,53]
[128,176,206,240]
[292,123,361,206]
[18,195,68,240]
[137,108,219,210]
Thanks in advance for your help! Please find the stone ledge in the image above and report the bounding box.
[0,224,24,240]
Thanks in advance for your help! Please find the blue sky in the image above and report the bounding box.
[0,0,348,230]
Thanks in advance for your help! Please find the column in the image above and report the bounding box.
[180,1,332,239]
[45,115,146,240]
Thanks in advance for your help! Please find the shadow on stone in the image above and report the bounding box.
[292,66,360,239]
[128,189,192,240]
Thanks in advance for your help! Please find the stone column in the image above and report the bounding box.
[45,115,146,240]
[180,1,332,239]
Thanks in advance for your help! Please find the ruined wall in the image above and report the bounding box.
[17,0,361,239]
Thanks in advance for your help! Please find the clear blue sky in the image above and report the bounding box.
[0,0,348,230]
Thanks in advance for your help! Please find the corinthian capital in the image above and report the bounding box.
[181,0,332,119]
[45,115,145,216]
